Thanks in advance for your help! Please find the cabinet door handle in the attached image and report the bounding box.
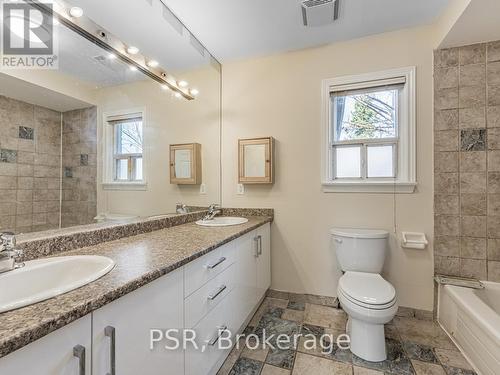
[206,257,226,270]
[73,345,85,375]
[104,326,116,375]
[208,325,228,346]
[207,285,227,300]
[254,236,259,257]
[258,235,263,256]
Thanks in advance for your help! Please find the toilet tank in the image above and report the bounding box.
[330,228,389,273]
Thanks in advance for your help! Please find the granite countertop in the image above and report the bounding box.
[0,216,272,358]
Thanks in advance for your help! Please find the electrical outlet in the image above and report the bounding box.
[237,184,245,195]
[199,183,207,194]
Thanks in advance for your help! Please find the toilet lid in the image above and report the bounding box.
[339,272,396,306]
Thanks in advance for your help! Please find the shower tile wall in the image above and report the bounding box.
[61,108,97,228]
[434,41,500,282]
[0,95,61,233]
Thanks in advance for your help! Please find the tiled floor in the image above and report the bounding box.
[217,293,477,375]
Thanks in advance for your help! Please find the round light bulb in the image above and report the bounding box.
[69,7,84,18]
[190,88,199,96]
[127,46,139,55]
[107,53,117,60]
[129,66,138,72]
[178,80,188,88]
[147,60,159,68]
[161,84,169,91]
[174,92,182,99]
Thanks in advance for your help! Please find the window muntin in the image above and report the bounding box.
[331,85,401,180]
[111,116,143,182]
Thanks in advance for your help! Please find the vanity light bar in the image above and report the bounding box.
[30,0,195,100]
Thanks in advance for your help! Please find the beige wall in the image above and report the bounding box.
[222,26,436,310]
[96,67,221,217]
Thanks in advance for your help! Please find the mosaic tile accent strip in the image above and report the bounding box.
[460,129,486,151]
[0,149,17,163]
[18,126,34,140]
[80,154,89,166]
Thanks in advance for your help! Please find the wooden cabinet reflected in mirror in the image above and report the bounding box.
[238,137,274,184]
[170,143,202,185]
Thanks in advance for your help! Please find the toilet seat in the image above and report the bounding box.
[338,272,396,310]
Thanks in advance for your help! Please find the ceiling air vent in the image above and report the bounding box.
[301,0,340,27]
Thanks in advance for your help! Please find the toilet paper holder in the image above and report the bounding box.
[401,232,428,250]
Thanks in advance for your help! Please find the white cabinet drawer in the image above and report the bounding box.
[185,290,238,375]
[184,241,235,297]
[185,263,236,328]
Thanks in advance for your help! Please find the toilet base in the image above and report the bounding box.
[349,317,387,362]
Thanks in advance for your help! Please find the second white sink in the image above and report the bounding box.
[0,255,115,313]
[196,217,249,227]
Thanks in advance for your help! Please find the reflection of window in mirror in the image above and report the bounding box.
[103,111,146,189]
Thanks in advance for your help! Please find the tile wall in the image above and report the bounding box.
[0,95,97,234]
[434,41,500,282]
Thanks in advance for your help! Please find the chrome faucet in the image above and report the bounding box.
[176,203,188,214]
[203,204,222,221]
[0,232,24,274]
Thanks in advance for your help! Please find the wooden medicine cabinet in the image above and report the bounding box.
[170,143,202,184]
[238,137,274,184]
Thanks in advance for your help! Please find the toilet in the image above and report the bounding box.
[331,228,398,362]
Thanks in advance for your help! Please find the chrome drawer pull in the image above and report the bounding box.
[206,257,226,270]
[73,345,85,375]
[104,326,116,375]
[207,285,227,300]
[254,236,259,257]
[258,235,263,256]
[208,325,228,346]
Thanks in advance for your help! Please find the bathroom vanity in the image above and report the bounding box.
[0,215,271,375]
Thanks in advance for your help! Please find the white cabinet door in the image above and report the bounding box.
[256,223,271,300]
[92,269,184,375]
[0,316,91,375]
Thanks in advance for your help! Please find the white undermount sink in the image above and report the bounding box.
[0,255,115,313]
[196,217,249,227]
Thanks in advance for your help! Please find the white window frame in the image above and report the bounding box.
[102,108,147,191]
[321,67,417,193]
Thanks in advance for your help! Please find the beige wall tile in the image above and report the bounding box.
[17,164,34,177]
[459,152,486,172]
[460,64,485,87]
[435,88,458,110]
[488,106,500,128]
[435,48,459,68]
[0,176,16,189]
[488,41,500,62]
[435,195,459,215]
[461,216,487,237]
[460,237,487,259]
[488,194,500,216]
[488,172,500,192]
[461,193,486,216]
[487,61,500,86]
[460,44,486,65]
[460,258,487,279]
[488,216,500,238]
[0,189,16,202]
[459,107,485,129]
[460,172,486,193]
[459,85,486,108]
[0,163,18,176]
[435,152,458,172]
[434,236,460,257]
[488,239,500,260]
[435,130,458,151]
[435,173,459,194]
[488,150,500,171]
[17,176,33,190]
[435,67,459,90]
[488,85,500,106]
[435,216,460,236]
[488,261,500,282]
[16,189,33,202]
[488,128,500,149]
[435,110,458,131]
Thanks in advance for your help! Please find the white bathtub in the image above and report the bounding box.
[438,281,500,375]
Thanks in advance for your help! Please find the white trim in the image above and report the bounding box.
[321,67,417,194]
[102,182,148,191]
[102,107,147,188]
[322,181,416,194]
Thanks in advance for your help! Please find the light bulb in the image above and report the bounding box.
[129,66,138,72]
[107,53,117,60]
[147,60,159,68]
[190,89,199,96]
[127,46,139,55]
[178,80,188,88]
[69,7,83,18]
[174,92,182,99]
[161,84,169,91]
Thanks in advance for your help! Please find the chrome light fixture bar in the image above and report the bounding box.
[30,0,195,100]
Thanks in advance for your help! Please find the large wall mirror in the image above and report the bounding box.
[0,0,221,235]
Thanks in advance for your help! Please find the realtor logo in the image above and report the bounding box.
[1,0,58,69]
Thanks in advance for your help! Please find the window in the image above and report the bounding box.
[322,67,416,193]
[103,111,147,190]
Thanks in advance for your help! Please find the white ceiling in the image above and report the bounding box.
[439,0,500,48]
[0,73,91,112]
[162,0,450,61]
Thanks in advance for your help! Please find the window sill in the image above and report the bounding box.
[322,181,416,194]
[102,182,148,191]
